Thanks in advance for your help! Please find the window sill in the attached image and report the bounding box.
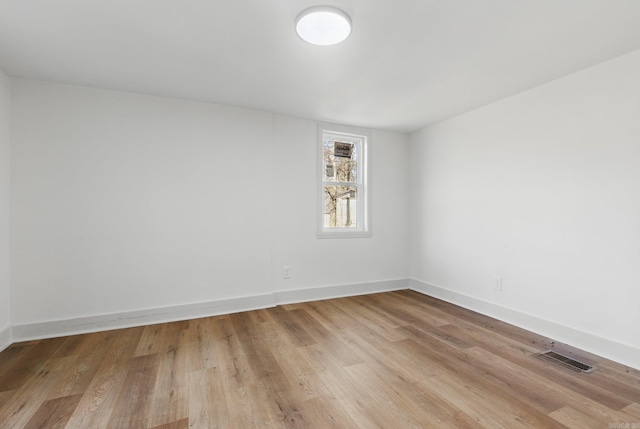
[316,230,373,239]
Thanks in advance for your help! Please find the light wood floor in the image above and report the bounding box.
[0,290,639,428]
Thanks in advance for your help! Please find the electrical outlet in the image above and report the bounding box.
[283,266,290,279]
[494,276,503,292]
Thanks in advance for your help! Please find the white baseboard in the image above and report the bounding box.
[10,279,408,342]
[11,293,277,342]
[0,325,10,352]
[7,278,638,371]
[275,278,408,305]
[409,278,640,371]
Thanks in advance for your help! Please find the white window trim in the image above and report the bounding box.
[317,123,372,239]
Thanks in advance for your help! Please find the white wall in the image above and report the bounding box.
[9,79,410,331]
[10,80,275,325]
[5,50,640,369]
[409,50,640,367]
[273,115,409,296]
[0,69,10,347]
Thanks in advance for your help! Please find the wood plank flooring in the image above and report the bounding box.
[0,290,638,428]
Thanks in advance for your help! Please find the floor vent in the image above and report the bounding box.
[536,350,595,373]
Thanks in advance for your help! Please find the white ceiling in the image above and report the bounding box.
[1,0,640,133]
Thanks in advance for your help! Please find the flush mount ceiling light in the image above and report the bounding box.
[295,6,352,46]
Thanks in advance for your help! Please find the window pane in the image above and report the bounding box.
[323,139,358,183]
[323,186,358,228]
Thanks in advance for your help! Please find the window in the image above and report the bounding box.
[317,125,371,238]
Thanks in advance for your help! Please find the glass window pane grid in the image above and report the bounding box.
[323,185,359,228]
[319,127,369,236]
[322,138,361,184]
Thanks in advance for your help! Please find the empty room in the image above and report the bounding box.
[0,1,639,428]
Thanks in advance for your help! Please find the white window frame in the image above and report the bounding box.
[317,124,372,239]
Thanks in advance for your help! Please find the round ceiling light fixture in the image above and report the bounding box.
[295,6,352,46]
